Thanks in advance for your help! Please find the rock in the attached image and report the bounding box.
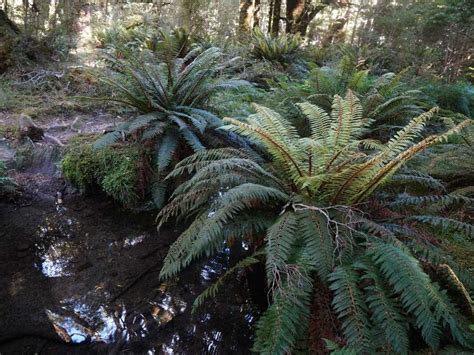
[17,114,44,142]
[20,125,44,141]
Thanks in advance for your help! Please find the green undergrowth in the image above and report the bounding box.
[62,134,149,207]
[0,68,117,118]
[0,161,16,195]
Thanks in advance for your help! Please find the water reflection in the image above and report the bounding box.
[35,210,80,278]
[39,240,75,277]
[46,290,188,346]
[31,202,256,353]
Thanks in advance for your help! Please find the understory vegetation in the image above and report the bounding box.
[1,0,473,353]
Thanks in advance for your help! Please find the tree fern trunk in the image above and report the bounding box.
[309,276,342,354]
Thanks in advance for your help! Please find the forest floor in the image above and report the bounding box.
[0,68,258,353]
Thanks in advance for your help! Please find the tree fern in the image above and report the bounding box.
[157,92,474,353]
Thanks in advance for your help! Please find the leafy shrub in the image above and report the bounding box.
[0,79,17,110]
[95,46,247,207]
[309,65,424,128]
[157,92,473,353]
[94,16,155,52]
[421,81,474,117]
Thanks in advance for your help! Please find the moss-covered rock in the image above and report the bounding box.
[62,135,150,207]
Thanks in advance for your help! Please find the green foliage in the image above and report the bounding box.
[0,79,18,110]
[95,144,143,207]
[263,57,426,142]
[62,137,146,207]
[359,0,474,79]
[0,161,16,195]
[95,46,247,207]
[61,136,99,191]
[94,16,156,53]
[421,81,474,117]
[192,251,263,312]
[308,63,424,129]
[157,92,474,353]
[145,27,193,58]
[251,27,302,64]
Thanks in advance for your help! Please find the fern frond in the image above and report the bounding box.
[253,267,313,354]
[127,113,160,132]
[93,131,123,149]
[357,259,409,354]
[151,180,168,209]
[369,241,442,349]
[299,209,334,281]
[408,216,474,239]
[388,194,472,209]
[265,211,299,284]
[329,266,372,352]
[155,131,179,173]
[297,102,332,141]
[389,172,445,191]
[192,251,264,313]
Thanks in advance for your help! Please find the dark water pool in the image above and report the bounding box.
[0,172,259,354]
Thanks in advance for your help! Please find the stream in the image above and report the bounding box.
[0,117,259,354]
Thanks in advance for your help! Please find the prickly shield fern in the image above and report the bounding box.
[157,91,474,353]
[94,47,247,207]
[251,27,302,64]
[309,59,424,131]
[144,27,193,59]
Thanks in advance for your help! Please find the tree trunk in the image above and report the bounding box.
[254,0,261,28]
[268,0,281,36]
[239,0,260,33]
[0,9,20,34]
[0,9,21,73]
[286,0,328,36]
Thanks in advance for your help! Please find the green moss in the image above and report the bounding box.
[95,144,142,207]
[61,135,147,207]
[62,134,100,191]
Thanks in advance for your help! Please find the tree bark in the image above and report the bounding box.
[286,0,328,36]
[239,0,260,33]
[0,9,20,34]
[268,0,281,36]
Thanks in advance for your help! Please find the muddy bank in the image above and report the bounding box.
[0,172,258,354]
